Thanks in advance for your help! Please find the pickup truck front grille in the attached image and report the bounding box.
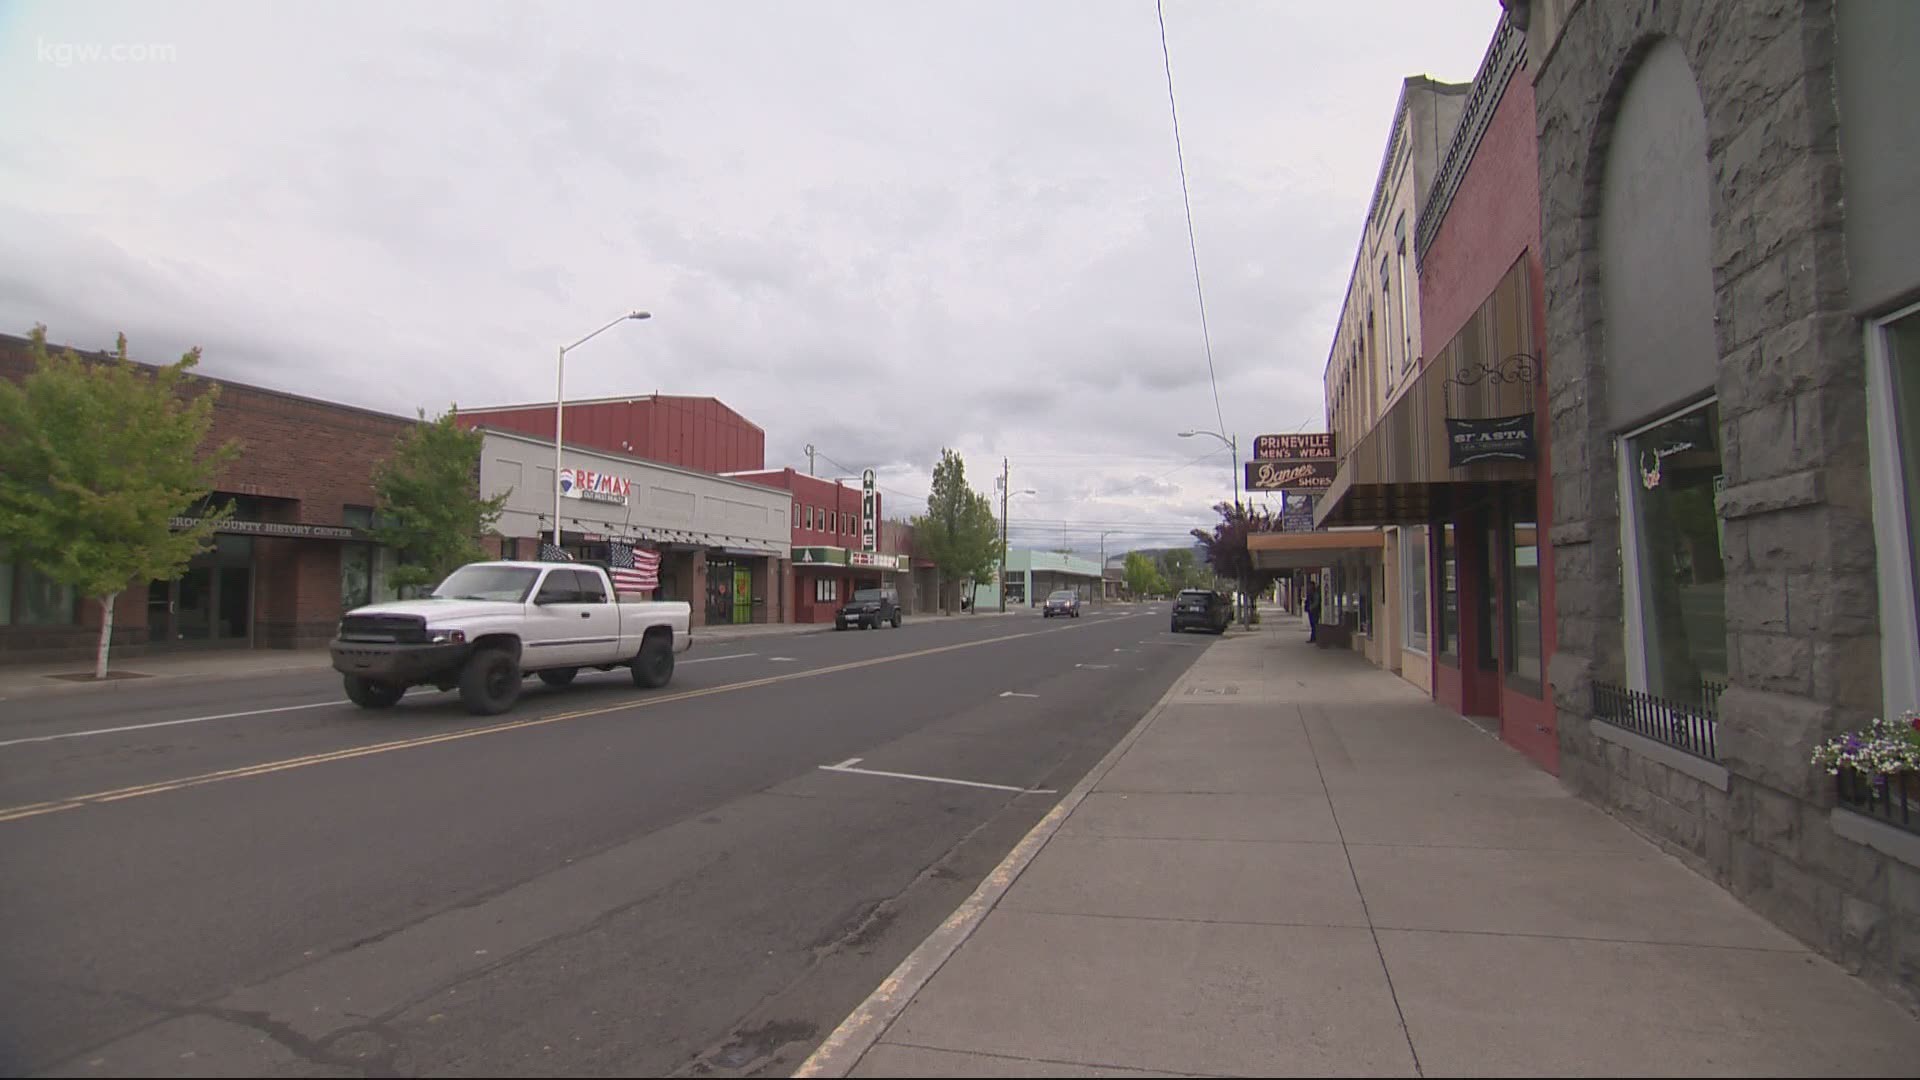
[338,614,429,643]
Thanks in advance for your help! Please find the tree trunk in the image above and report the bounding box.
[95,591,118,680]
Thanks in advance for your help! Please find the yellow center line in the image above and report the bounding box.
[0,615,1137,824]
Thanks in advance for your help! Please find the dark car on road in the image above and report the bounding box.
[836,587,900,630]
[1170,588,1229,634]
[1042,589,1082,618]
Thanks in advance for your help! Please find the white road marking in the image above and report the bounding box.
[1074,663,1112,669]
[999,691,1039,698]
[820,761,1056,795]
[0,700,346,749]
[681,653,756,665]
[769,657,799,663]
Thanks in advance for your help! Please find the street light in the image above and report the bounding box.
[1179,427,1247,625]
[1099,529,1118,607]
[999,487,1037,613]
[553,311,650,548]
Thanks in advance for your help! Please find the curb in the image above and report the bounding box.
[791,631,1213,1078]
[0,659,336,702]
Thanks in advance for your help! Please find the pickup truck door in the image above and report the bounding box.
[527,568,618,668]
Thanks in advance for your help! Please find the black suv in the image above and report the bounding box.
[836,587,901,630]
[1170,589,1229,634]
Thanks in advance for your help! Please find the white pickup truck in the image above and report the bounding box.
[328,560,693,715]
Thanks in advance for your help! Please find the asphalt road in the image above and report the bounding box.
[0,605,1213,1077]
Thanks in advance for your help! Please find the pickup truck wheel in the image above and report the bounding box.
[537,668,579,687]
[891,611,901,628]
[343,675,404,709]
[632,632,675,689]
[459,648,521,715]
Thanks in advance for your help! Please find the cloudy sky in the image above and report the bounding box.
[0,0,1496,556]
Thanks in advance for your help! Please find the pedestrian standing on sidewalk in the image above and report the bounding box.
[1303,578,1321,643]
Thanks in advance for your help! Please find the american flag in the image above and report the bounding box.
[608,541,660,596]
[537,542,573,562]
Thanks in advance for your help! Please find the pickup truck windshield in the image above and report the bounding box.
[852,589,885,602]
[432,565,540,602]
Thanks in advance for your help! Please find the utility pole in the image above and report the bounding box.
[999,457,1010,614]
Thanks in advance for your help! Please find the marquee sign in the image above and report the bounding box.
[861,468,878,552]
[1245,459,1336,492]
[850,550,906,570]
[1253,432,1334,461]
[559,467,631,505]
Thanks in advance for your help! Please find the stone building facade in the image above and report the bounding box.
[1522,0,1920,1004]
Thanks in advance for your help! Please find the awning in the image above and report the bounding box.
[1248,530,1385,570]
[1316,258,1541,528]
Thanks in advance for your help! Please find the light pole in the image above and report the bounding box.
[553,311,650,549]
[999,485,1036,613]
[1179,427,1245,624]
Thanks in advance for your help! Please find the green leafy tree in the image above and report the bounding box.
[1157,547,1211,592]
[1124,551,1167,599]
[371,409,508,591]
[0,327,239,678]
[1192,501,1281,626]
[909,449,1000,613]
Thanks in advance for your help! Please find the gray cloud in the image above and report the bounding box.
[0,0,1494,548]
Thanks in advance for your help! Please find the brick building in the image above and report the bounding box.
[726,468,917,622]
[0,332,415,664]
[1517,0,1920,1004]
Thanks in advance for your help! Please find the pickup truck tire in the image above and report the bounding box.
[632,631,674,689]
[891,611,901,628]
[459,647,521,715]
[343,675,404,709]
[537,668,579,687]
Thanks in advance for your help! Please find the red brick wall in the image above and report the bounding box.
[457,396,764,474]
[0,333,415,661]
[732,468,879,551]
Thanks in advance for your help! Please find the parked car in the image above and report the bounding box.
[837,587,901,630]
[1170,588,1230,634]
[1043,589,1082,618]
[329,560,693,715]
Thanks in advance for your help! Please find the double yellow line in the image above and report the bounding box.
[0,616,1130,825]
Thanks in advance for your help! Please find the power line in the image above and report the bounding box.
[1156,0,1227,443]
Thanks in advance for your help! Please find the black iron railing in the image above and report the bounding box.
[1592,680,1719,762]
[1836,769,1920,835]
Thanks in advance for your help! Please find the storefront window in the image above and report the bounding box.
[1403,525,1429,653]
[16,564,75,625]
[1438,524,1459,659]
[1508,494,1543,695]
[1886,312,1920,646]
[814,577,837,603]
[342,545,372,610]
[1356,561,1373,636]
[1624,400,1727,701]
[0,552,11,624]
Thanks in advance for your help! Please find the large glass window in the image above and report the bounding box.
[1437,524,1459,659]
[1887,312,1920,639]
[1624,400,1727,701]
[10,561,75,625]
[1508,493,1543,695]
[1403,525,1429,653]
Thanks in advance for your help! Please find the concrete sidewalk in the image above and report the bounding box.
[798,624,1920,1077]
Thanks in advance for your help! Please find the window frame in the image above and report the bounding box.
[1869,300,1920,721]
[1505,491,1544,698]
[1436,523,1459,662]
[1617,395,1722,695]
[1402,524,1429,655]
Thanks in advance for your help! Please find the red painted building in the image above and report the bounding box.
[728,468,909,623]
[455,394,764,475]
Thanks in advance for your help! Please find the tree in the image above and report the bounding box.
[1156,547,1210,592]
[1123,551,1167,599]
[0,327,238,678]
[909,449,1000,614]
[371,409,508,591]
[1192,501,1281,625]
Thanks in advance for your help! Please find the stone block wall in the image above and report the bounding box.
[1530,0,1912,1006]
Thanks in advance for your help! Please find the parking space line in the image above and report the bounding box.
[819,760,1056,795]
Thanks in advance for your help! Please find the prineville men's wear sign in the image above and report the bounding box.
[1446,414,1536,466]
[1252,432,1334,461]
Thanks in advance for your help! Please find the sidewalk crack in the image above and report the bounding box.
[1299,702,1424,1077]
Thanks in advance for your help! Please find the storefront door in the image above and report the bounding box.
[147,536,253,647]
[732,567,752,624]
